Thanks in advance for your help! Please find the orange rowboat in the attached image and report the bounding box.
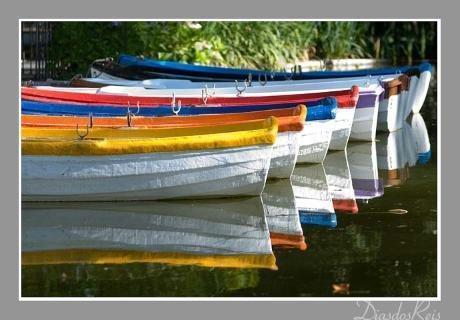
[22,106,307,180]
[22,105,306,133]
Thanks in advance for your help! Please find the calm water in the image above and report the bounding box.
[21,82,438,298]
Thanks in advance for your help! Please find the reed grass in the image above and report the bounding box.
[45,21,437,79]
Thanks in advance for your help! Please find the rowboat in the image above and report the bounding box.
[22,84,358,152]
[324,151,358,214]
[22,104,307,128]
[291,163,337,228]
[347,141,384,201]
[22,197,276,270]
[21,96,335,117]
[21,118,277,201]
[100,54,431,86]
[71,76,384,141]
[262,179,307,250]
[23,106,305,179]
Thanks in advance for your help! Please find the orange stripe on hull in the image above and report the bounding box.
[332,199,359,214]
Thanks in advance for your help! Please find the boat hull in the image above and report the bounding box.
[268,131,300,179]
[297,119,333,164]
[349,89,383,142]
[329,107,355,150]
[22,145,273,201]
[377,93,400,132]
[412,70,432,114]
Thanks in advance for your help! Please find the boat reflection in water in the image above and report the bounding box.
[411,113,432,165]
[347,113,431,199]
[292,164,337,228]
[262,179,307,250]
[347,141,384,202]
[324,151,359,214]
[22,198,277,270]
[376,114,431,187]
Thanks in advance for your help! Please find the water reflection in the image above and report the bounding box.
[21,114,434,297]
[22,260,265,297]
[347,141,384,201]
[292,164,337,228]
[410,113,432,164]
[262,179,307,250]
[376,115,431,187]
[324,151,358,214]
[22,199,277,270]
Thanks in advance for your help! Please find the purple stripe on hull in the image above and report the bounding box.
[356,92,379,108]
[352,178,384,198]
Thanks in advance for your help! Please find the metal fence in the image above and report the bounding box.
[21,22,54,81]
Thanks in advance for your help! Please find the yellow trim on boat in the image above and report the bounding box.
[22,117,278,155]
[299,104,307,123]
[22,249,278,270]
[22,117,275,139]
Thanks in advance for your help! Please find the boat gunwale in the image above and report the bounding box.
[22,117,279,155]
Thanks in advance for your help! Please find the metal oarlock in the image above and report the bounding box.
[126,102,140,127]
[258,73,268,86]
[171,93,182,115]
[364,75,372,88]
[76,123,90,140]
[127,101,140,115]
[235,79,247,96]
[285,65,303,80]
[201,84,216,105]
[246,73,253,87]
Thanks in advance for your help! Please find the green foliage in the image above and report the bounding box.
[47,21,437,79]
[313,21,371,59]
[365,21,437,64]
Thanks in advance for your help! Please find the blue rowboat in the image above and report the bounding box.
[114,54,432,82]
[21,97,338,120]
